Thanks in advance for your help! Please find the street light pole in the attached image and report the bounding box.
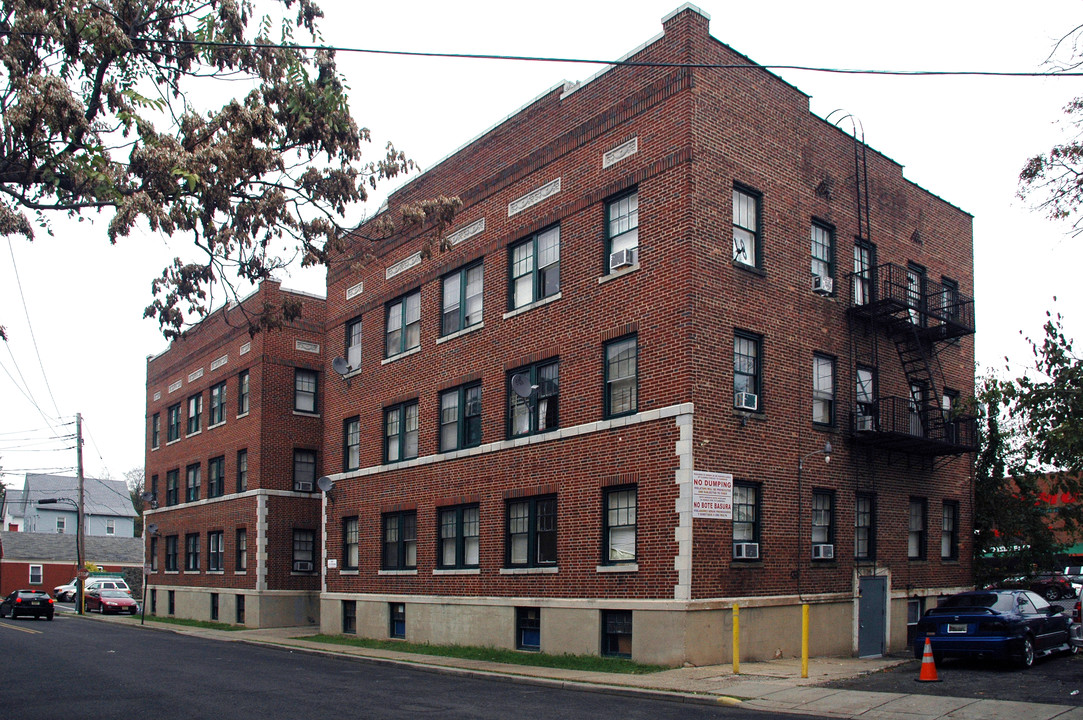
[37,497,82,615]
[76,412,86,615]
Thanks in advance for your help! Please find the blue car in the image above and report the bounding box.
[913,590,1076,668]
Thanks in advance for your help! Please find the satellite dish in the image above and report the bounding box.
[146,524,158,535]
[140,491,155,502]
[511,373,537,399]
[331,357,352,377]
[317,476,335,493]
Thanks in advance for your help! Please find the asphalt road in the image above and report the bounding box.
[821,651,1083,706]
[0,614,813,720]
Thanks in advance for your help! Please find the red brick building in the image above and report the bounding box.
[143,281,326,626]
[313,5,975,665]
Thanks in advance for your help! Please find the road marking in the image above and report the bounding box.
[0,621,43,634]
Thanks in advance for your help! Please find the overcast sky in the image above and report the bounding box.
[2,0,1081,490]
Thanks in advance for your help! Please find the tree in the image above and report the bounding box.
[124,466,145,536]
[0,0,458,340]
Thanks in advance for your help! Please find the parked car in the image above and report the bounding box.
[83,578,131,594]
[1063,566,1083,594]
[53,579,78,602]
[0,589,55,620]
[84,588,138,615]
[995,573,1077,601]
[912,589,1075,668]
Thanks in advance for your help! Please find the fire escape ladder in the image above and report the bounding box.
[893,324,947,443]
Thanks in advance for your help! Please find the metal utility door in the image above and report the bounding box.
[858,575,887,658]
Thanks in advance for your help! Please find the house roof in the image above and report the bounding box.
[0,531,143,564]
[14,474,136,519]
[4,488,26,518]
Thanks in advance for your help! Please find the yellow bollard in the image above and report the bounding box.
[801,603,809,678]
[732,604,740,675]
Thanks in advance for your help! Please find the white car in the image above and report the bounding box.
[53,579,78,602]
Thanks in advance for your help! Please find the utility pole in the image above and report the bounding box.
[76,412,86,615]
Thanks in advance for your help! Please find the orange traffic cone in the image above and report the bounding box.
[916,637,941,682]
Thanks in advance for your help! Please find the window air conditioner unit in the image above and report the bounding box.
[855,414,875,432]
[734,392,759,412]
[812,543,835,560]
[733,542,760,559]
[609,248,636,271]
[294,561,314,572]
[296,481,314,492]
[812,275,834,295]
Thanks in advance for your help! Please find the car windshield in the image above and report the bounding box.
[100,591,129,598]
[937,593,1015,613]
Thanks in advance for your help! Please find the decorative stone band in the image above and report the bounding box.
[508,178,561,217]
[446,217,485,247]
[603,137,638,168]
[386,251,423,280]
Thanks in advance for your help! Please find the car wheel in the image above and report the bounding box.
[1019,636,1036,668]
[1045,587,1061,601]
[46,614,53,621]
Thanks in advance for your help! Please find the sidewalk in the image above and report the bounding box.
[81,611,1083,719]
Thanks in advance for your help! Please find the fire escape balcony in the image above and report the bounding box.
[848,263,975,342]
[850,396,977,456]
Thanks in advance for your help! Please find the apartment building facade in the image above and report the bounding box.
[312,5,975,666]
[143,281,326,627]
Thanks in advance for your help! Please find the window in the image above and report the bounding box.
[733,331,762,410]
[56,516,65,533]
[909,382,926,437]
[441,262,484,335]
[167,404,181,442]
[812,354,835,425]
[438,505,479,569]
[185,533,200,571]
[185,463,201,502]
[733,482,760,556]
[294,369,318,413]
[238,369,250,415]
[343,517,359,570]
[150,474,158,505]
[165,536,178,571]
[382,511,417,570]
[906,262,926,325]
[602,610,632,658]
[293,449,316,491]
[856,366,876,428]
[606,190,639,271]
[909,498,927,560]
[384,401,419,463]
[208,531,224,571]
[29,564,42,584]
[508,359,559,437]
[150,536,159,571]
[509,225,560,309]
[208,456,225,498]
[852,242,875,305]
[811,221,834,284]
[732,186,760,267]
[940,277,960,321]
[236,594,245,624]
[343,416,361,471]
[187,393,202,434]
[604,336,637,418]
[151,413,160,449]
[236,529,247,571]
[389,602,406,639]
[106,519,115,536]
[150,589,157,614]
[942,501,959,560]
[343,600,357,634]
[345,316,363,370]
[517,607,541,651]
[506,495,557,568]
[855,493,875,560]
[168,590,175,615]
[236,449,248,493]
[811,490,834,551]
[604,487,637,564]
[209,381,227,425]
[293,529,315,572]
[439,383,481,452]
[210,593,219,621]
[385,290,421,357]
[166,469,179,506]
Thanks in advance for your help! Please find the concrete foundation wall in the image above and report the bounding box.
[148,585,319,627]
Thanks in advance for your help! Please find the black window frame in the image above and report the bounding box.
[293,449,317,491]
[382,511,418,570]
[185,462,200,502]
[855,493,876,560]
[441,260,484,336]
[343,416,361,471]
[151,413,160,449]
[733,331,763,411]
[810,220,835,284]
[384,401,419,463]
[167,404,181,442]
[210,592,219,621]
[437,504,480,570]
[389,602,406,639]
[184,532,200,572]
[812,353,835,426]
[207,456,225,498]
[385,289,421,358]
[811,489,835,551]
[208,530,224,571]
[165,469,179,506]
[909,497,928,560]
[604,335,638,419]
[165,535,178,571]
[292,528,316,573]
[238,369,250,415]
[603,485,637,565]
[942,500,960,561]
[439,383,482,452]
[187,393,202,435]
[343,516,359,570]
[732,481,760,558]
[508,225,561,309]
[516,607,541,651]
[602,609,633,658]
[606,188,639,272]
[209,381,227,425]
[236,449,247,493]
[343,600,357,634]
[852,240,876,306]
[149,536,159,572]
[505,495,557,568]
[732,184,761,268]
[236,528,247,571]
[507,359,559,438]
[294,368,318,414]
[345,316,363,370]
